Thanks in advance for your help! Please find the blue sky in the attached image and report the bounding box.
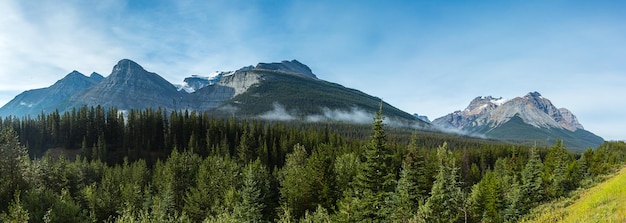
[0,0,625,140]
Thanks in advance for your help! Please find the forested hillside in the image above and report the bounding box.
[0,106,624,222]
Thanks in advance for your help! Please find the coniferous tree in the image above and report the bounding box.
[184,156,240,222]
[520,147,544,214]
[544,140,574,198]
[418,143,463,223]
[235,159,270,223]
[305,145,338,212]
[0,128,30,210]
[0,191,29,223]
[279,144,311,219]
[389,162,417,222]
[352,103,395,222]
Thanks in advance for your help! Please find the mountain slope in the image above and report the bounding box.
[0,71,103,117]
[65,59,183,111]
[433,92,603,151]
[213,69,423,126]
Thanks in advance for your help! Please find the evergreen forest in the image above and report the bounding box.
[1,106,625,222]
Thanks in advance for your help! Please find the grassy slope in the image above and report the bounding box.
[522,166,626,222]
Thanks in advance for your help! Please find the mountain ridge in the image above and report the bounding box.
[433,92,603,151]
[0,59,425,128]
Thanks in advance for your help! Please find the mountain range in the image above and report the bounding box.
[432,92,604,151]
[0,59,424,127]
[0,59,604,150]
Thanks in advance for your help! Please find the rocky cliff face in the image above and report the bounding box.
[433,92,584,132]
[186,69,261,110]
[558,108,585,131]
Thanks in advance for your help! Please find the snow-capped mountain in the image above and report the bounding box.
[433,92,603,151]
[177,71,233,93]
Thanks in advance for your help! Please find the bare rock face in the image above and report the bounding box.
[558,108,585,131]
[433,91,584,132]
[254,60,317,79]
[188,69,261,110]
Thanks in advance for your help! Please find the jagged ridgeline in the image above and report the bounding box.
[0,59,426,127]
[433,92,604,151]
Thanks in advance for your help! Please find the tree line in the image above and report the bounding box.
[1,106,625,222]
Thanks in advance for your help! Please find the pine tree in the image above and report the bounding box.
[278,144,311,219]
[184,156,240,222]
[0,128,30,210]
[0,191,29,223]
[520,147,544,214]
[419,143,463,223]
[352,103,395,222]
[235,159,270,223]
[389,162,416,222]
[544,140,573,198]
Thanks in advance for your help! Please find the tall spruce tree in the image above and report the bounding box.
[352,103,395,222]
[520,147,544,214]
[544,140,573,198]
[0,128,30,210]
[418,143,463,223]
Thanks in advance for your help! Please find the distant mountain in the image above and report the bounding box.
[0,71,103,117]
[432,92,604,151]
[413,113,431,123]
[65,59,183,111]
[0,59,426,127]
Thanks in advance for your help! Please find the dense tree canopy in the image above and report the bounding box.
[1,107,625,222]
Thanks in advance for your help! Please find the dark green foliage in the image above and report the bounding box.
[2,106,626,222]
[0,128,30,211]
[351,105,396,222]
[544,140,575,198]
[184,155,240,222]
[418,143,463,223]
[235,159,272,222]
[0,191,29,223]
[520,147,545,214]
[469,171,505,222]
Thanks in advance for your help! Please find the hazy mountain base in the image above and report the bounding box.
[465,115,603,152]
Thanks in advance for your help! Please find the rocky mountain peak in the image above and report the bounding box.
[111,59,146,77]
[56,70,98,86]
[90,72,104,81]
[434,91,585,132]
[66,70,84,78]
[254,59,317,79]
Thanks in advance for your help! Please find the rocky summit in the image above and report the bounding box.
[433,92,603,151]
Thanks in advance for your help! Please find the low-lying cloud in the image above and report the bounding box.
[258,103,296,121]
[257,103,430,130]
